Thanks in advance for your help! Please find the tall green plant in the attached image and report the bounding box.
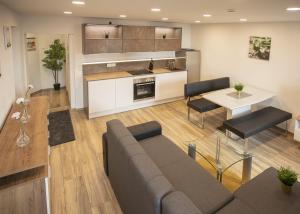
[42,39,66,84]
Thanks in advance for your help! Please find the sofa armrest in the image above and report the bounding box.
[162,191,203,214]
[128,121,162,141]
[102,133,109,176]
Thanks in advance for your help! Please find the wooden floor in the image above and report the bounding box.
[2,89,300,214]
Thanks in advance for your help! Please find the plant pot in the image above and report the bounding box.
[53,83,61,91]
[281,183,292,194]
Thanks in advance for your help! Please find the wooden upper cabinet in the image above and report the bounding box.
[82,24,123,54]
[123,26,155,39]
[155,27,182,51]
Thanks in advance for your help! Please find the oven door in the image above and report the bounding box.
[134,81,155,101]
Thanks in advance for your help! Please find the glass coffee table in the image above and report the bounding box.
[180,130,253,184]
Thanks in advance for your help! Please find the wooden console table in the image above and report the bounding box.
[0,96,50,214]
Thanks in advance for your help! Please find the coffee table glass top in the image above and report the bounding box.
[180,130,253,181]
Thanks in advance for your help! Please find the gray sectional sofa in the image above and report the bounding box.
[102,120,300,214]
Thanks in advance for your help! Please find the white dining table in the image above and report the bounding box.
[203,85,276,183]
[203,86,276,120]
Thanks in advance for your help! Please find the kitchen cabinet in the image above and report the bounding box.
[116,77,134,107]
[155,71,187,101]
[155,27,182,51]
[122,26,155,52]
[82,24,123,54]
[88,79,116,114]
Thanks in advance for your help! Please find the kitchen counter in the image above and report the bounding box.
[84,68,185,81]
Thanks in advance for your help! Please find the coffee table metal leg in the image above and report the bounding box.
[45,177,51,214]
[242,156,252,184]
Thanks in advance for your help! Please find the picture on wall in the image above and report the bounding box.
[3,26,12,49]
[26,37,37,51]
[248,36,271,61]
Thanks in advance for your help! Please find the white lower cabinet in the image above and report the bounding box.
[155,71,187,101]
[88,79,116,114]
[116,77,134,107]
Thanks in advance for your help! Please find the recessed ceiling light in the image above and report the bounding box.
[240,18,248,22]
[195,20,201,23]
[151,8,161,12]
[162,17,168,21]
[203,14,212,17]
[64,11,72,15]
[120,15,127,18]
[72,1,85,5]
[286,7,300,11]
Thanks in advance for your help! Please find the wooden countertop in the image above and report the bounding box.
[0,96,49,185]
[84,68,186,81]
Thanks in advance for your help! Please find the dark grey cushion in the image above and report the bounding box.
[234,167,300,214]
[216,198,256,214]
[162,191,203,214]
[128,121,162,141]
[188,98,221,113]
[223,107,292,139]
[184,77,230,97]
[140,135,233,214]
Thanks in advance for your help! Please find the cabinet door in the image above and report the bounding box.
[88,79,116,114]
[155,71,187,101]
[106,39,123,53]
[123,26,155,39]
[123,39,155,52]
[155,39,181,51]
[116,77,134,108]
[84,39,107,54]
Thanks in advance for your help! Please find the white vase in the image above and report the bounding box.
[16,123,30,147]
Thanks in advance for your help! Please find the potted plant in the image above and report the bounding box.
[42,39,66,90]
[277,166,298,193]
[234,83,244,98]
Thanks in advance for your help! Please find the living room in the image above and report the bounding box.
[0,0,299,213]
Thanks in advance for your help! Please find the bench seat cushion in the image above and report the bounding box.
[140,135,233,214]
[188,98,220,113]
[234,167,300,214]
[223,107,292,139]
[215,198,256,214]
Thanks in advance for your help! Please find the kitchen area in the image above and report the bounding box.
[82,23,200,119]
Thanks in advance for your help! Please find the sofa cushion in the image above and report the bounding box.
[140,135,233,214]
[128,121,162,141]
[234,167,300,214]
[188,98,220,113]
[215,198,256,214]
[162,191,203,214]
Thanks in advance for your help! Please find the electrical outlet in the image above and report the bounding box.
[107,63,116,68]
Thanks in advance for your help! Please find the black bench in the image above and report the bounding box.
[184,77,230,128]
[223,106,292,144]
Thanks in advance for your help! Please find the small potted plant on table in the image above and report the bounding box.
[42,39,66,90]
[277,166,298,194]
[234,83,244,98]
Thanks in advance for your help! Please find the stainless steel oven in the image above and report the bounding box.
[134,77,155,101]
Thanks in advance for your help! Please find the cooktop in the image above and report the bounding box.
[127,69,153,76]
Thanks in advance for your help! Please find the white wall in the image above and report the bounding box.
[20,15,192,108]
[191,22,300,131]
[0,4,21,127]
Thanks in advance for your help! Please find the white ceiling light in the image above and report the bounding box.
[64,11,72,15]
[240,18,248,22]
[162,17,168,21]
[120,15,127,18]
[286,7,300,11]
[203,14,212,17]
[195,20,201,23]
[151,8,161,12]
[72,1,85,5]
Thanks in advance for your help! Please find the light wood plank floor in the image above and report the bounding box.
[2,90,300,214]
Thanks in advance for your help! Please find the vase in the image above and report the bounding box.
[281,183,292,194]
[16,123,30,147]
[237,91,242,98]
[20,102,30,123]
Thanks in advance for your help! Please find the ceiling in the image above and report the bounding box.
[1,0,300,23]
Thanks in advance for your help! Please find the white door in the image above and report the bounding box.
[88,79,116,114]
[155,71,187,101]
[116,77,133,108]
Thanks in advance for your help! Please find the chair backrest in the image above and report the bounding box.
[184,77,230,98]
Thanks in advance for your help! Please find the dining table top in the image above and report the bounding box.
[202,86,276,110]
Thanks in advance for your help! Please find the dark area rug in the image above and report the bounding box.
[48,110,75,146]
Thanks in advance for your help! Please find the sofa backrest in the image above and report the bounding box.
[184,77,230,98]
[106,119,174,214]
